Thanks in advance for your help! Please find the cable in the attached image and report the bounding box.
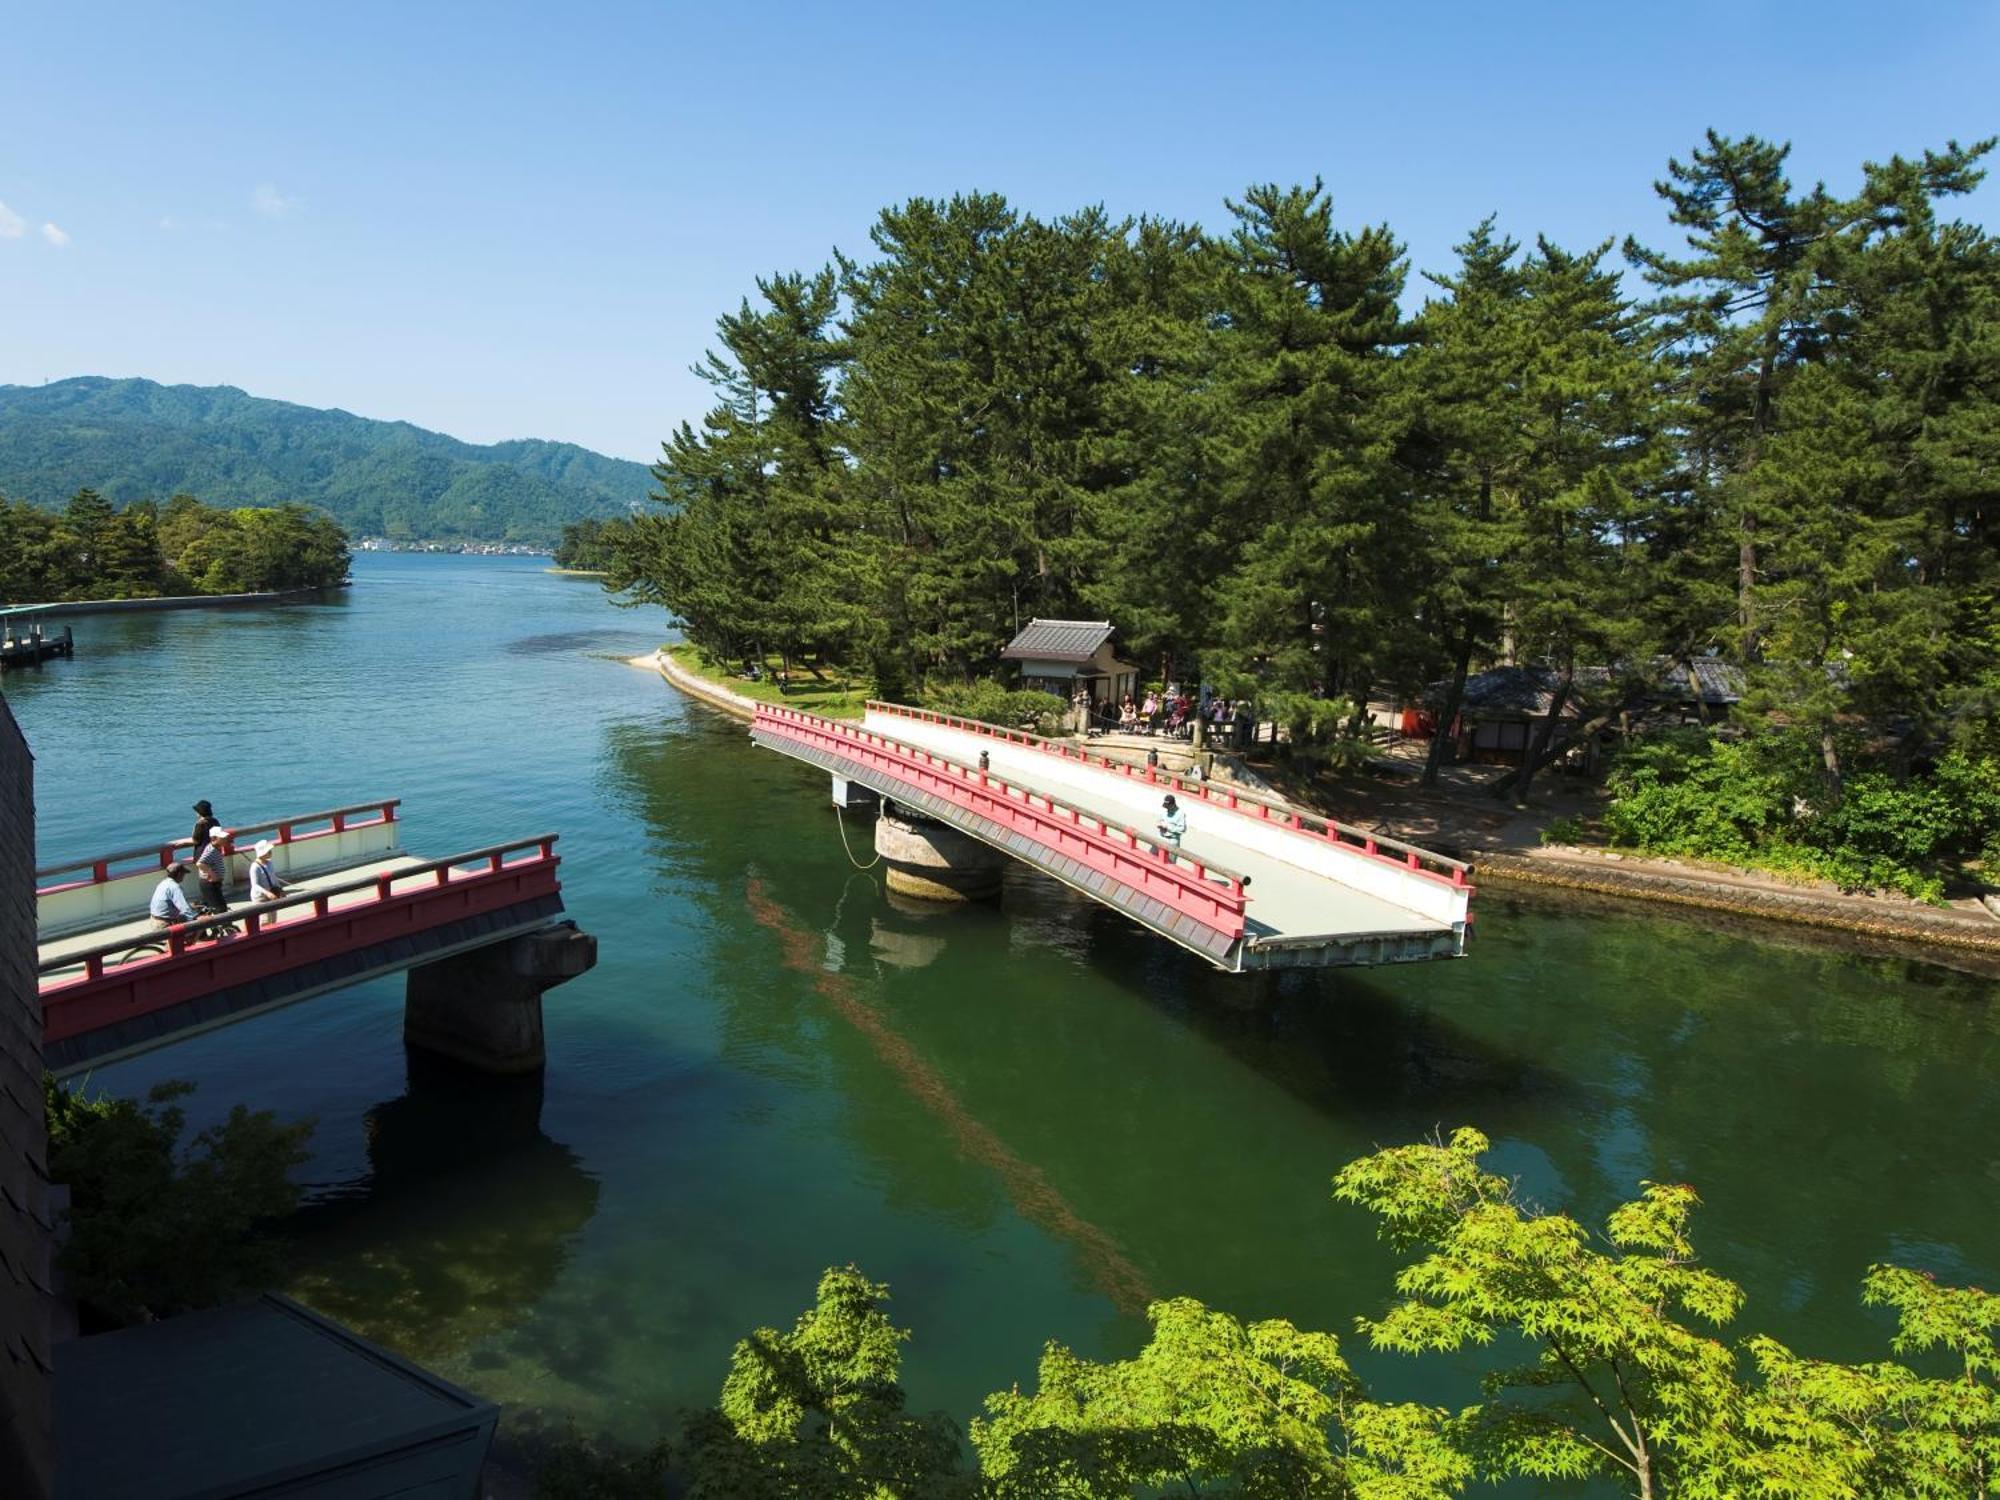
[834,804,883,871]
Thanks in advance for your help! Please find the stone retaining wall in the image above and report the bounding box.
[1477,851,2000,956]
[652,650,757,721]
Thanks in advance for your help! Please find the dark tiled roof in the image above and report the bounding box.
[1676,657,1745,705]
[1001,618,1116,664]
[1427,665,1595,716]
[1425,658,1747,717]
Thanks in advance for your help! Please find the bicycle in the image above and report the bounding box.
[113,903,240,966]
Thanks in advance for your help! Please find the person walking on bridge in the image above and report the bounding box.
[1156,794,1187,860]
[191,799,220,852]
[195,826,231,913]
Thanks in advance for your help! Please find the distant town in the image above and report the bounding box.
[354,537,551,557]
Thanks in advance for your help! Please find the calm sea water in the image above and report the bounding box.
[7,552,1997,1452]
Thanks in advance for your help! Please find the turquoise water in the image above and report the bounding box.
[8,552,1997,1452]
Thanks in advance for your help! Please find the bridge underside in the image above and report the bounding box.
[44,895,566,1074]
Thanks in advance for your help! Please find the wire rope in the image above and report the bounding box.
[834,804,883,871]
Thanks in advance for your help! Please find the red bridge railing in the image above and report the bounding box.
[36,798,402,898]
[754,706,1248,941]
[863,701,1471,892]
[40,834,561,1048]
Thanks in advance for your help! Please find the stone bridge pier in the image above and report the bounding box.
[404,921,598,1074]
[874,804,1004,902]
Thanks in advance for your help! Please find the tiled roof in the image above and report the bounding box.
[1001,619,1116,664]
[1424,658,1747,716]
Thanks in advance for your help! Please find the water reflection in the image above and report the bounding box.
[289,1051,600,1363]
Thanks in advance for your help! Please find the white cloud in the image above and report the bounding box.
[0,200,23,238]
[41,222,69,248]
[252,183,299,218]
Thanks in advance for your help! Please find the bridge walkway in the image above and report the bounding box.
[37,853,425,981]
[867,711,1450,952]
[752,702,1472,970]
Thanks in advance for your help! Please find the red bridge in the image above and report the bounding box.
[751,703,1472,971]
[36,800,594,1074]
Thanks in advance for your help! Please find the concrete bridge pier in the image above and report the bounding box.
[875,804,1004,902]
[404,921,598,1074]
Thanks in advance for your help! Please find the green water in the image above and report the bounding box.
[8,553,1997,1449]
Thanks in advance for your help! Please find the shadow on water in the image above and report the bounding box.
[506,627,640,656]
[287,1050,600,1364]
[1009,867,1573,1123]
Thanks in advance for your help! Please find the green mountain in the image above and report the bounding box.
[0,376,655,545]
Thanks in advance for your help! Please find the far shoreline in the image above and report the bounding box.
[2,582,349,620]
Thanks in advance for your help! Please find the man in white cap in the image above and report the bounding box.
[194,826,231,912]
[247,839,288,903]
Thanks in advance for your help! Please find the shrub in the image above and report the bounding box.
[1540,815,1586,846]
[920,678,1068,735]
[1602,731,1998,903]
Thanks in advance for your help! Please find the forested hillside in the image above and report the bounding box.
[610,131,2000,897]
[0,377,651,545]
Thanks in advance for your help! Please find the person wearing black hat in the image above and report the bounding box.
[191,799,220,851]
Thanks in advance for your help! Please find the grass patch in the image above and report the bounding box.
[663,644,872,719]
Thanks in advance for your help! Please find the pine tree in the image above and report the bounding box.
[1626,132,1846,663]
[1080,217,1225,675]
[1731,139,1995,800]
[1497,238,1666,802]
[617,267,858,674]
[1205,180,1414,748]
[840,196,1124,687]
[1403,220,1531,784]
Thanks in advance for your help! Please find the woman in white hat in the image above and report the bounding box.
[247,839,288,903]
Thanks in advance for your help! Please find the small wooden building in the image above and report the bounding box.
[1414,658,1748,769]
[1000,619,1139,712]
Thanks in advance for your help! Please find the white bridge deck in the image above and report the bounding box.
[754,705,1473,970]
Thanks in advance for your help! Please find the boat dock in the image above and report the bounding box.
[0,612,73,669]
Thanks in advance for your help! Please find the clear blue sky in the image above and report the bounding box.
[5,1,1995,461]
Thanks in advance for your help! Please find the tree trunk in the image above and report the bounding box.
[1423,631,1474,787]
[1819,724,1844,808]
[1506,666,1574,804]
[1738,521,1760,661]
[1507,685,1651,792]
[1685,660,1709,726]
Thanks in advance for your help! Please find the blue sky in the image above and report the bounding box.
[4,1,1996,461]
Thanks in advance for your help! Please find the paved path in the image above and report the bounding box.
[865,713,1454,950]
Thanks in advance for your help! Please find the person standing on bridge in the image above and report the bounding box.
[191,799,220,852]
[195,826,231,913]
[1156,794,1187,860]
[248,840,287,903]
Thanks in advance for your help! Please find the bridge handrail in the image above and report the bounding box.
[758,706,1250,893]
[863,700,1472,891]
[35,799,402,893]
[39,832,558,985]
[755,706,1248,936]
